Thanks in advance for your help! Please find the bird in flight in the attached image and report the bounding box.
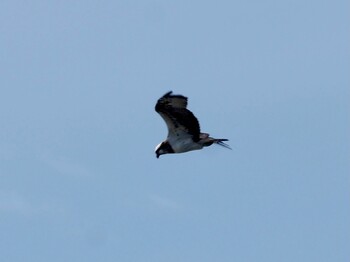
[155,91,231,158]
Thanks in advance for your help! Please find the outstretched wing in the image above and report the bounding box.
[155,91,201,141]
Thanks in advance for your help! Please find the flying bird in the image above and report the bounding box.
[155,91,231,158]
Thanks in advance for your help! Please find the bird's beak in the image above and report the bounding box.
[156,154,160,159]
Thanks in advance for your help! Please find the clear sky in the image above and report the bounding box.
[1,1,349,261]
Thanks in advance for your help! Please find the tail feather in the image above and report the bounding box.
[214,139,232,150]
[201,137,231,149]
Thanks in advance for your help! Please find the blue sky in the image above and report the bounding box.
[1,1,349,261]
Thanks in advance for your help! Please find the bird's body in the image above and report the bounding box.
[155,91,230,158]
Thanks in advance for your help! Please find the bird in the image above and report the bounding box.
[155,91,231,158]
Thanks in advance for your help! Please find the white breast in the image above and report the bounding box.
[168,135,203,153]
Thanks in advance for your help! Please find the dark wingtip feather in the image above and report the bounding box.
[162,91,187,100]
[163,91,173,97]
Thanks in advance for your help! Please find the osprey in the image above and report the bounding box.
[155,91,231,158]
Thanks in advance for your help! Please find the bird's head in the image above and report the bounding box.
[155,141,174,158]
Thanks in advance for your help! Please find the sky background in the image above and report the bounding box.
[1,1,349,261]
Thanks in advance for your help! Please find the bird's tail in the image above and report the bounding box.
[213,138,232,149]
[200,133,231,149]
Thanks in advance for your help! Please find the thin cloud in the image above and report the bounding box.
[149,194,182,210]
[40,153,92,177]
[0,190,35,215]
[0,190,66,217]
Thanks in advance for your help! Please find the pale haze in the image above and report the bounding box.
[1,1,349,261]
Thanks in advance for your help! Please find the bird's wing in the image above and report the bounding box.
[155,91,201,141]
